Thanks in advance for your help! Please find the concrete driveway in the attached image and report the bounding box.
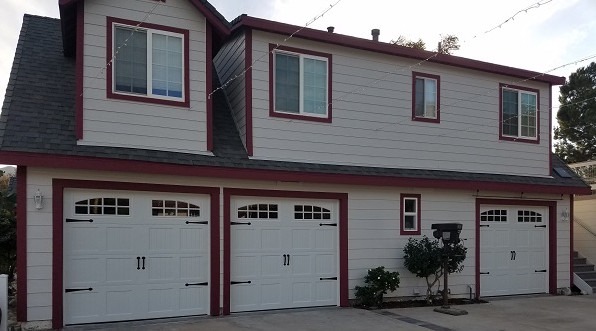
[63,295,596,331]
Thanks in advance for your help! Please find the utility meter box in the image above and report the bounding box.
[431,223,462,244]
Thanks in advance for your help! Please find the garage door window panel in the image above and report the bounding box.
[518,210,542,223]
[480,209,507,222]
[152,199,200,217]
[75,198,130,215]
[237,204,278,219]
[294,205,331,220]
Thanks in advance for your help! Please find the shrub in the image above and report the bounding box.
[403,236,466,303]
[354,266,400,307]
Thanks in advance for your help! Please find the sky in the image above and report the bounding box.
[0,0,595,141]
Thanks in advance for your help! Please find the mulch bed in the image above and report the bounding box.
[356,298,487,309]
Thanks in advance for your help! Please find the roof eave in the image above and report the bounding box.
[235,16,565,86]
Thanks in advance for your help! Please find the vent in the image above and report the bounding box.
[553,167,572,178]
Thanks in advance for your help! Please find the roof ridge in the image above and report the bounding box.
[0,14,31,148]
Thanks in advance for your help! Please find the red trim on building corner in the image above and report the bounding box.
[474,198,557,299]
[411,72,440,124]
[549,85,553,176]
[51,180,220,329]
[399,193,421,235]
[268,44,333,123]
[570,194,574,287]
[498,83,541,144]
[75,2,84,140]
[0,151,589,196]
[245,29,253,156]
[206,22,213,151]
[105,17,191,108]
[222,188,349,314]
[16,166,27,322]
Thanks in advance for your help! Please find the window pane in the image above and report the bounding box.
[303,58,327,115]
[424,79,437,118]
[275,53,300,113]
[404,215,415,230]
[502,90,518,136]
[415,78,425,117]
[404,198,417,213]
[114,27,147,94]
[152,34,183,98]
[520,92,537,138]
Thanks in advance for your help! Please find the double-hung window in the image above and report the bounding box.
[500,84,539,142]
[400,194,421,235]
[108,18,189,107]
[412,72,440,123]
[270,45,332,122]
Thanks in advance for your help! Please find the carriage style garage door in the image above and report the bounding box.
[63,189,211,324]
[479,205,548,297]
[230,197,338,312]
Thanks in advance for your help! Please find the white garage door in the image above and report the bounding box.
[480,205,548,297]
[230,198,338,312]
[63,189,210,324]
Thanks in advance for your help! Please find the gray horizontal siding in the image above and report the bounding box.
[80,0,208,154]
[214,32,247,149]
[250,31,551,177]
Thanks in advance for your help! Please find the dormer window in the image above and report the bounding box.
[107,17,189,107]
[269,45,332,122]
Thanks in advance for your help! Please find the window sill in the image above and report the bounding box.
[412,116,440,123]
[499,135,539,144]
[270,110,332,123]
[107,91,190,108]
[400,229,421,236]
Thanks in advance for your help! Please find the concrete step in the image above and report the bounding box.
[574,264,596,272]
[576,271,596,278]
[585,279,596,287]
[574,257,587,265]
[574,251,579,258]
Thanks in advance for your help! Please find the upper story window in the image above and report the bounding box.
[412,72,440,123]
[269,45,332,122]
[107,17,189,107]
[400,194,421,235]
[499,84,539,143]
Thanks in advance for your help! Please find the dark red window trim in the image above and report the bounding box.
[268,44,332,123]
[400,193,421,235]
[498,83,540,144]
[411,72,440,123]
[106,17,190,108]
[16,166,27,322]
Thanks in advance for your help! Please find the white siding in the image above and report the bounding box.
[25,167,570,321]
[79,0,209,154]
[213,32,247,148]
[249,31,551,177]
[574,196,596,266]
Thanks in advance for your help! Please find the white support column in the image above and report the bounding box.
[0,274,7,331]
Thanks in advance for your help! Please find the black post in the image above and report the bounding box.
[442,244,449,309]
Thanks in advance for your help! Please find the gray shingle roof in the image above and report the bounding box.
[0,15,589,192]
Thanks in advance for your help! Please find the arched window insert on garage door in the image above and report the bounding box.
[480,209,507,222]
[294,205,331,220]
[517,210,543,223]
[237,204,279,219]
[75,198,130,215]
[152,200,200,217]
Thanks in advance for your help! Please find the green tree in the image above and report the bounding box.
[555,62,596,163]
[391,34,460,55]
[0,171,16,281]
[354,266,400,307]
[403,236,466,303]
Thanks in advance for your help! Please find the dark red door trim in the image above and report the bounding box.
[569,194,574,287]
[475,198,557,299]
[16,166,27,321]
[222,188,349,314]
[51,179,220,329]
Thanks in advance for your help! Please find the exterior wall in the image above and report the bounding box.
[574,196,596,265]
[24,167,570,322]
[249,30,551,177]
[79,0,209,154]
[213,32,247,148]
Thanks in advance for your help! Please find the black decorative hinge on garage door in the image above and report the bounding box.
[231,281,252,285]
[185,221,208,224]
[319,223,337,227]
[231,221,252,225]
[535,269,547,273]
[65,287,93,293]
[185,282,208,286]
[320,277,338,280]
[65,218,94,223]
[535,225,546,228]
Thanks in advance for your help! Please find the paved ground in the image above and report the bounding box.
[55,295,596,331]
